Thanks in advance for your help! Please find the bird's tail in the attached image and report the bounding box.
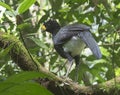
[79,31,102,59]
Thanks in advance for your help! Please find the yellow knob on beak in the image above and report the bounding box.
[41,25,46,31]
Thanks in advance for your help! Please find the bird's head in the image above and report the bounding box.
[41,19,60,34]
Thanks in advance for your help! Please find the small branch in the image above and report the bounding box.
[101,43,120,46]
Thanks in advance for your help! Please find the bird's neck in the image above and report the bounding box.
[52,27,60,37]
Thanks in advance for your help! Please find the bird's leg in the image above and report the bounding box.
[75,63,80,81]
[74,55,80,82]
[64,52,74,77]
[65,60,73,77]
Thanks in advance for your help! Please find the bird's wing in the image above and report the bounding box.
[53,29,78,45]
[53,24,89,45]
[53,29,78,59]
[53,24,102,59]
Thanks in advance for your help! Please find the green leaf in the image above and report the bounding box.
[0,82,53,95]
[28,37,48,49]
[5,71,47,83]
[100,47,110,57]
[0,43,14,58]
[50,55,58,65]
[17,23,31,30]
[49,0,63,11]
[0,72,53,95]
[0,1,13,11]
[116,3,120,9]
[5,11,16,17]
[115,68,120,76]
[17,0,36,14]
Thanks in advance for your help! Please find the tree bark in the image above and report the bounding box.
[0,31,120,95]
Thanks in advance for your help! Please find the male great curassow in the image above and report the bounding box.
[41,19,102,80]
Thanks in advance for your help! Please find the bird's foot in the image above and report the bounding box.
[60,76,73,85]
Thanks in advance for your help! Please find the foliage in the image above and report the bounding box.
[0,0,120,94]
[0,71,53,95]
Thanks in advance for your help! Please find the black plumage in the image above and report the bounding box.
[42,19,102,79]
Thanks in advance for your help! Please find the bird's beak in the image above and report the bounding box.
[41,25,46,31]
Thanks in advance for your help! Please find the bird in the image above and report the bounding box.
[41,19,102,80]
